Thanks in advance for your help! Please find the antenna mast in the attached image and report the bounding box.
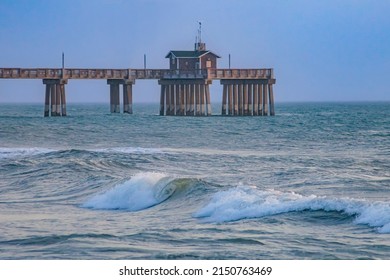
[198,21,202,44]
[195,21,206,51]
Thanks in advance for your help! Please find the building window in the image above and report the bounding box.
[206,60,212,68]
[172,58,175,64]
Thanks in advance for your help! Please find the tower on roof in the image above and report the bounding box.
[165,23,220,70]
[195,21,206,51]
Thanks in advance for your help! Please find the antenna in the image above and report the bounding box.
[195,21,206,51]
[197,21,202,44]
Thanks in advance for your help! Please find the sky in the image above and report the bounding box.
[0,0,389,103]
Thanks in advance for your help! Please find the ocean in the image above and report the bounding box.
[0,102,389,259]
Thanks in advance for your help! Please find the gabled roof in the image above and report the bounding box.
[165,50,220,59]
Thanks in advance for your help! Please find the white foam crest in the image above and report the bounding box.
[194,185,390,233]
[90,147,164,154]
[0,147,54,159]
[82,172,174,211]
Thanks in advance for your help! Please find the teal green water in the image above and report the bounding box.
[0,102,389,259]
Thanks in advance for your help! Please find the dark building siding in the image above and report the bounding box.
[179,58,198,70]
[167,51,219,70]
[200,53,217,69]
[169,57,178,70]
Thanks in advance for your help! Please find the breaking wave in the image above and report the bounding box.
[0,147,54,159]
[194,185,390,233]
[82,172,187,211]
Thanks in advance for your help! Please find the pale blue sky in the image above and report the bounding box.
[1,0,389,103]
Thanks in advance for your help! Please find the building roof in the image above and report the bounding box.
[165,50,220,59]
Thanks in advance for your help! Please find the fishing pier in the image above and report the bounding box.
[0,26,276,117]
[0,67,275,117]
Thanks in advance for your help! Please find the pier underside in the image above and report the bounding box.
[221,79,275,116]
[158,79,212,116]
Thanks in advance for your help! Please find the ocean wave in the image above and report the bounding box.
[0,147,54,159]
[82,172,187,211]
[194,185,390,233]
[0,146,166,160]
[89,147,165,154]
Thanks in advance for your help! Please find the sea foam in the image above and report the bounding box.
[194,185,390,233]
[82,172,175,211]
[0,147,54,159]
[90,147,164,154]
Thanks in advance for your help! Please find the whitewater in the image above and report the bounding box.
[0,102,389,259]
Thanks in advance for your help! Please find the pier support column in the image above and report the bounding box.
[269,83,275,116]
[169,84,175,115]
[258,82,263,116]
[189,84,195,116]
[107,79,134,114]
[43,79,67,117]
[56,84,61,116]
[123,82,133,114]
[159,85,165,116]
[185,84,191,116]
[60,84,67,116]
[222,84,227,115]
[228,84,233,115]
[263,84,268,116]
[238,84,243,116]
[179,84,185,116]
[175,84,180,116]
[158,79,212,116]
[220,79,275,116]
[165,85,170,116]
[253,84,258,116]
[206,84,212,116]
[248,84,253,116]
[200,84,206,115]
[50,84,56,116]
[243,83,249,116]
[233,84,238,115]
[195,84,201,116]
[113,84,120,113]
[44,84,50,117]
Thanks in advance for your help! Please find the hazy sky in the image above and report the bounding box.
[1,0,389,103]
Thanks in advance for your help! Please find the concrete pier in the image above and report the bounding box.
[1,67,276,116]
[220,80,275,116]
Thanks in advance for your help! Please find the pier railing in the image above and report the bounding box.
[0,68,273,80]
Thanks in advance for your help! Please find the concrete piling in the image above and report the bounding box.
[228,84,233,115]
[107,79,134,114]
[158,79,212,116]
[44,84,50,117]
[248,84,253,116]
[220,79,274,116]
[43,79,67,117]
[253,84,258,116]
[258,82,263,115]
[60,84,66,116]
[206,85,212,116]
[263,83,268,116]
[233,84,238,115]
[222,84,227,115]
[39,71,274,117]
[269,83,275,116]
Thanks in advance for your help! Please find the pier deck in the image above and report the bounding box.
[0,68,274,81]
